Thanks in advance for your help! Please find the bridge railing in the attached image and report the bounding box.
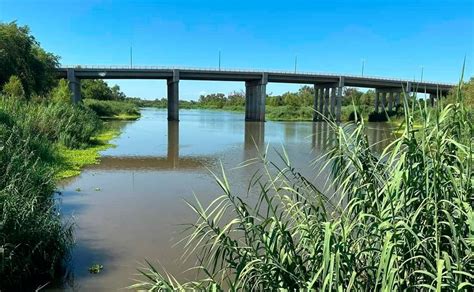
[59,65,455,86]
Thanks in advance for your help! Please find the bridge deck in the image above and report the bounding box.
[57,66,453,94]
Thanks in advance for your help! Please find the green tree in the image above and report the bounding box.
[2,75,25,98]
[227,90,245,106]
[81,80,127,101]
[361,89,375,106]
[298,85,314,106]
[343,88,363,106]
[282,92,300,107]
[111,85,126,100]
[0,22,59,97]
[82,79,113,100]
[50,79,72,103]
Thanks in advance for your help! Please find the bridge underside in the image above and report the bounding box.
[61,68,452,122]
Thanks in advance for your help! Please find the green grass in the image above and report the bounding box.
[132,74,473,290]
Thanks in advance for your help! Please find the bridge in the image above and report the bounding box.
[57,66,454,122]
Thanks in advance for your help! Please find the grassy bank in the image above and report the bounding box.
[0,97,118,289]
[84,99,140,120]
[56,129,119,178]
[133,80,473,290]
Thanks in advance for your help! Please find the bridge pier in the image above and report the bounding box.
[313,78,343,122]
[67,69,81,103]
[375,84,411,113]
[167,69,179,121]
[245,73,267,121]
[167,121,179,168]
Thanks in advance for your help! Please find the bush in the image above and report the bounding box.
[0,121,72,289]
[50,79,72,104]
[1,97,101,148]
[1,75,25,99]
[84,99,140,119]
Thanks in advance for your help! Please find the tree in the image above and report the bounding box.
[361,89,375,106]
[343,88,363,106]
[2,75,25,98]
[0,22,59,97]
[81,80,127,100]
[50,79,72,103]
[81,79,113,100]
[283,92,300,107]
[227,90,245,106]
[298,85,314,106]
[111,85,126,100]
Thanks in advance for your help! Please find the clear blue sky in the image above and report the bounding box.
[1,0,473,100]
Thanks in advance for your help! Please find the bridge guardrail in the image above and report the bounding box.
[59,65,455,86]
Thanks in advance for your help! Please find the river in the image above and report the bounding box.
[52,108,393,290]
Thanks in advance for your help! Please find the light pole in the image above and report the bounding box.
[130,45,133,68]
[218,50,221,70]
[420,65,424,82]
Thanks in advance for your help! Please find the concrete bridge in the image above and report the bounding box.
[57,66,454,122]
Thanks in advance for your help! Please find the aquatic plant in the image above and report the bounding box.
[132,73,473,290]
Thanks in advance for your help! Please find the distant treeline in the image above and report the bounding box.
[125,82,473,122]
[125,87,376,108]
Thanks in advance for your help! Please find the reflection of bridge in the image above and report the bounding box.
[90,121,268,170]
[87,121,393,171]
[57,66,454,122]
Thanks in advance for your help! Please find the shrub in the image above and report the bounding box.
[0,123,72,289]
[50,79,72,104]
[1,75,25,99]
[1,97,101,148]
[84,99,140,118]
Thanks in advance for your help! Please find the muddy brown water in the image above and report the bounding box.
[50,108,393,291]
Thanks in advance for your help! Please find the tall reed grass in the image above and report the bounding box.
[0,96,102,289]
[132,75,473,290]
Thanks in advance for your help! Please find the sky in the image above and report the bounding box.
[1,0,473,100]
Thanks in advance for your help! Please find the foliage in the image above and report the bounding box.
[88,264,104,274]
[50,79,72,104]
[82,79,126,101]
[0,22,59,97]
[1,75,25,99]
[132,76,473,290]
[84,99,140,120]
[56,129,118,178]
[0,110,73,289]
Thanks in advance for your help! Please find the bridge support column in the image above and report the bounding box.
[330,87,336,118]
[245,73,267,121]
[335,77,344,122]
[388,92,394,112]
[314,80,342,122]
[313,86,323,121]
[404,82,412,105]
[429,93,435,107]
[167,121,179,168]
[167,70,179,121]
[374,90,380,113]
[381,92,387,112]
[67,69,81,103]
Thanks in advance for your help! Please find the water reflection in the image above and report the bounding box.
[54,109,395,291]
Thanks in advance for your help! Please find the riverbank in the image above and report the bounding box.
[84,99,141,120]
[0,97,121,289]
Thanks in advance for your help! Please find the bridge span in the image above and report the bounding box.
[57,66,454,122]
